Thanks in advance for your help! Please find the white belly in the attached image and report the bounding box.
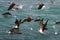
[38,28,44,34]
[13,25,18,28]
[41,6,45,10]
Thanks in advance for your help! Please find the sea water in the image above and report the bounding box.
[0,0,60,40]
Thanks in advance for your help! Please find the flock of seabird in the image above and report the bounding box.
[1,2,60,35]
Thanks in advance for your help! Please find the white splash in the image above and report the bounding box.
[52,25,58,35]
[19,5,23,9]
[52,25,55,29]
[13,16,17,18]
[55,32,58,35]
[6,30,11,34]
[30,27,33,30]
[16,5,23,9]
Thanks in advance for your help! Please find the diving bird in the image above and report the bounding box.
[35,18,49,34]
[8,2,16,10]
[13,19,26,29]
[39,19,49,34]
[22,17,33,23]
[38,19,49,34]
[6,27,22,34]
[38,3,45,9]
[6,19,23,34]
[2,12,12,16]
[55,21,60,24]
[6,18,27,34]
[12,5,23,10]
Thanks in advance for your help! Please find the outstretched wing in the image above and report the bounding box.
[42,19,49,31]
[44,19,49,27]
[2,12,12,16]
